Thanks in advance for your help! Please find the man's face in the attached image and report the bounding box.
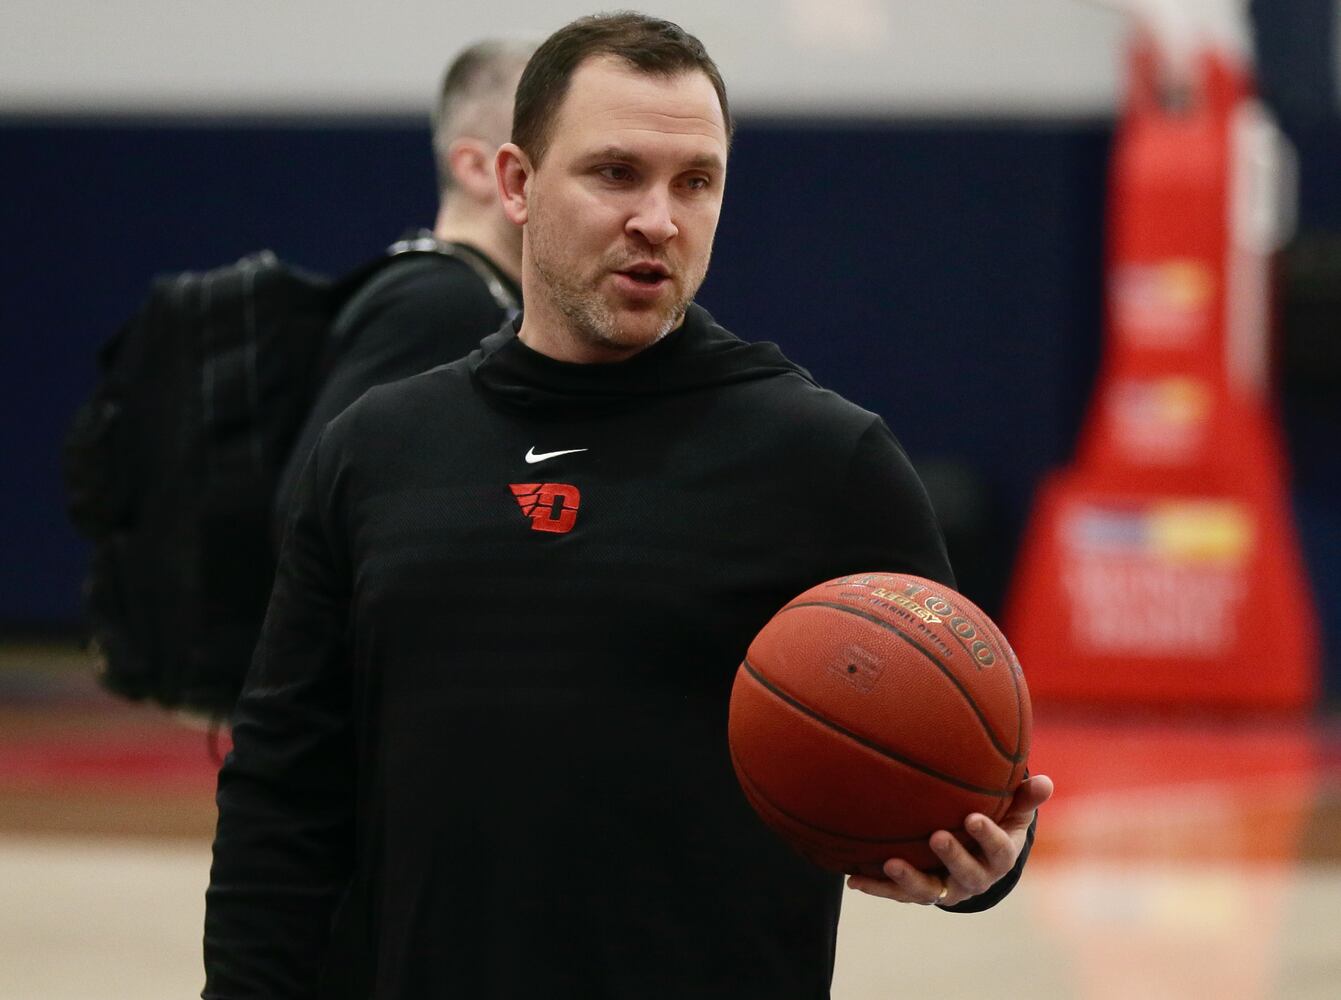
[517,56,728,361]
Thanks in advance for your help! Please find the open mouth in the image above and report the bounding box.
[618,263,670,286]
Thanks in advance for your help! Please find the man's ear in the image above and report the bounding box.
[446,138,497,201]
[495,142,532,226]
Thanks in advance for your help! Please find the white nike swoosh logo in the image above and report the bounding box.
[525,447,589,464]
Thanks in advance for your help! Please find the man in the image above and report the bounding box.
[274,39,531,524]
[205,13,1053,999]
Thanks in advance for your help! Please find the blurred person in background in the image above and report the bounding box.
[206,12,1052,999]
[274,38,532,524]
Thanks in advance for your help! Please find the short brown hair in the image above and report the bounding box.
[431,39,535,196]
[512,12,733,166]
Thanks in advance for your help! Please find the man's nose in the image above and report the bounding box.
[627,188,678,245]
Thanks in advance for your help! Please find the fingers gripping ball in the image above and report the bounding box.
[728,573,1031,876]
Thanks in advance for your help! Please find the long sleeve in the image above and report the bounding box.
[939,813,1035,913]
[204,431,356,998]
[833,416,956,590]
[837,416,1032,912]
[273,258,504,535]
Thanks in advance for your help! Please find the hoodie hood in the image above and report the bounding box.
[469,303,812,412]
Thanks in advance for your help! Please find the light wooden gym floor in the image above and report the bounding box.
[3,642,1339,1000]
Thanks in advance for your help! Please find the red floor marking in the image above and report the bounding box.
[0,725,227,793]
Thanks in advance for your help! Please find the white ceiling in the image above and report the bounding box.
[1,0,1131,117]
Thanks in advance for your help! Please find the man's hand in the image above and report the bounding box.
[845,774,1054,907]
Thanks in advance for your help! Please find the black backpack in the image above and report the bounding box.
[62,243,479,717]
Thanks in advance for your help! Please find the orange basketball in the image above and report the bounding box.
[728,572,1031,876]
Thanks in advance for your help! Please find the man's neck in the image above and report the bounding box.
[516,321,648,365]
[432,203,522,285]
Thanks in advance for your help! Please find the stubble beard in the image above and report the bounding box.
[530,220,707,356]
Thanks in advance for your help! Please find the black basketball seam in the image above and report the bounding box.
[780,600,1026,764]
[731,743,965,846]
[960,571,1030,786]
[1006,646,1027,790]
[740,659,1012,798]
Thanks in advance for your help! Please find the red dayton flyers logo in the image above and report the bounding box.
[510,483,580,534]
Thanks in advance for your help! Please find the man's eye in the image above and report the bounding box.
[598,165,633,182]
[684,176,711,192]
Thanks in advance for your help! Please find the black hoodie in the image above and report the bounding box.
[205,305,1025,1000]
